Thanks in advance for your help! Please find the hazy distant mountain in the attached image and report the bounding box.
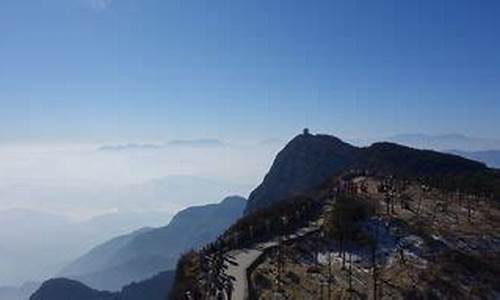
[0,175,248,286]
[387,134,500,152]
[98,139,224,151]
[98,143,164,151]
[449,150,500,168]
[0,209,72,285]
[30,270,174,300]
[59,228,153,280]
[0,208,70,232]
[78,212,171,235]
[0,209,171,286]
[167,139,224,147]
[0,282,39,300]
[245,132,488,213]
[0,286,21,300]
[60,196,246,291]
[0,175,249,225]
[116,175,250,211]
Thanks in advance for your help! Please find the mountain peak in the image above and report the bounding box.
[29,278,113,300]
[245,132,492,214]
[285,132,357,155]
[245,133,359,213]
[219,195,246,205]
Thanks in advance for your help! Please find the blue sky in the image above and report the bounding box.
[1,0,499,143]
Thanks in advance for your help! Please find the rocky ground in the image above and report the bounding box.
[249,176,500,299]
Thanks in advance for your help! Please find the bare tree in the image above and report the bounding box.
[348,251,353,294]
[417,179,430,216]
[199,250,236,299]
[371,231,378,300]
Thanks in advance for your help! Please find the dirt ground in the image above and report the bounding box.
[249,176,500,300]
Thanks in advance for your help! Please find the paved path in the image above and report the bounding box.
[226,226,319,300]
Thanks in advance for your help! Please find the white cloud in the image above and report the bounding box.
[0,141,281,218]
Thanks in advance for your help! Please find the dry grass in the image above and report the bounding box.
[249,176,500,299]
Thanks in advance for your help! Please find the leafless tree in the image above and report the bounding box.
[371,230,379,300]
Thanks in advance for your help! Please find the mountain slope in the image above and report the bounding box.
[30,271,174,300]
[245,132,491,213]
[361,142,486,176]
[60,196,246,291]
[60,227,153,279]
[449,150,500,168]
[387,133,500,152]
[30,279,114,300]
[245,132,359,213]
[0,208,171,287]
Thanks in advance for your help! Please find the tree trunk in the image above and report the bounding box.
[328,252,332,300]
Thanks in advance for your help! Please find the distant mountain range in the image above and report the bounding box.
[98,143,164,151]
[58,196,246,291]
[387,133,500,152]
[0,209,171,287]
[98,139,225,151]
[0,175,249,288]
[167,139,225,147]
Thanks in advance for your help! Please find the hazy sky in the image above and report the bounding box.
[1,0,499,143]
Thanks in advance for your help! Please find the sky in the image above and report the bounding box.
[1,0,499,144]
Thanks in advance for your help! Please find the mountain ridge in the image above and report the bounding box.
[59,195,246,291]
[245,132,491,213]
[30,270,175,300]
[245,132,359,213]
[387,133,500,152]
[449,149,500,169]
